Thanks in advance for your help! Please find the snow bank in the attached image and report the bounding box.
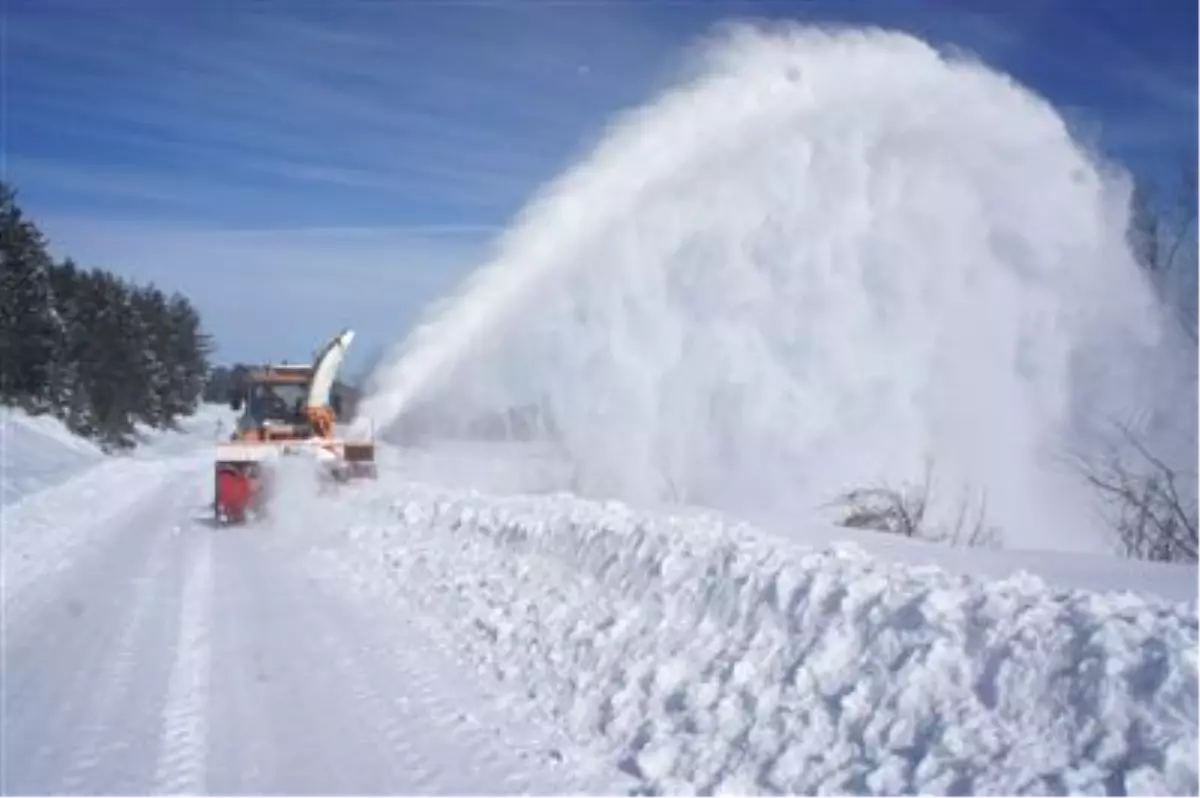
[1,406,104,506]
[2,402,234,608]
[309,485,1198,795]
[128,402,236,458]
[2,402,234,505]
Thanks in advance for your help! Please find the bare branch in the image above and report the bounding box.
[1078,421,1197,563]
[828,463,1002,549]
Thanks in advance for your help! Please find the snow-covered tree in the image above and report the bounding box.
[0,181,213,449]
[0,183,64,411]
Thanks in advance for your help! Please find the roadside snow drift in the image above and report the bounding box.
[305,483,1199,796]
[1,407,104,506]
[2,403,232,608]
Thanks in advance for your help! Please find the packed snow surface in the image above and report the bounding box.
[4,408,1197,795]
[2,408,611,795]
[358,22,1196,554]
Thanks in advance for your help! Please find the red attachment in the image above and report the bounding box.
[215,464,256,523]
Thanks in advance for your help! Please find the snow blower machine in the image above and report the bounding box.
[213,328,378,524]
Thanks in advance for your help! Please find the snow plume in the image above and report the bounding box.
[358,23,1195,554]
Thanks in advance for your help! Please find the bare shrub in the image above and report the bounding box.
[1077,424,1197,564]
[828,462,1002,549]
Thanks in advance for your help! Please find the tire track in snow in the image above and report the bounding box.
[57,524,174,793]
[229,530,432,794]
[153,531,213,796]
[2,563,140,793]
[307,604,437,792]
[205,532,282,796]
[3,455,199,629]
[311,588,554,795]
[1,472,197,795]
[212,533,373,794]
[277,535,606,795]
[298,516,626,793]
[217,524,582,795]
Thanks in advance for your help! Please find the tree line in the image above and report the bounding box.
[0,182,211,450]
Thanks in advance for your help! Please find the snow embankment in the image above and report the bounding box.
[2,402,234,507]
[1,406,105,505]
[2,403,234,606]
[307,484,1198,796]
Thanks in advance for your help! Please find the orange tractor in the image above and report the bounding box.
[214,328,377,524]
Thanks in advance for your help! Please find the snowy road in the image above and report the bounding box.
[2,454,596,795]
[3,409,1197,795]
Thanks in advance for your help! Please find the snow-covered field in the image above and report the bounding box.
[3,404,1196,795]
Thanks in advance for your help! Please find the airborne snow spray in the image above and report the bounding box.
[357,23,1196,553]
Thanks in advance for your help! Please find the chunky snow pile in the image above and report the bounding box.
[302,485,1199,796]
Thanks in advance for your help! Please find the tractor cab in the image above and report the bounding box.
[229,365,342,442]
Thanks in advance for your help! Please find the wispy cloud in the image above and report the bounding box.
[10,0,1193,223]
[5,0,1194,364]
[5,1,673,363]
[37,213,496,373]
[6,1,669,227]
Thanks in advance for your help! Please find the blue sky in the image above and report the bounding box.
[5,0,1196,375]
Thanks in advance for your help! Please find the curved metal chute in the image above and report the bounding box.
[306,328,355,410]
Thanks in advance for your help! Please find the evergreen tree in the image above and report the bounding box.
[46,258,94,435]
[73,269,139,447]
[0,183,64,411]
[203,365,235,404]
[162,293,211,422]
[0,181,213,449]
[129,283,171,428]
